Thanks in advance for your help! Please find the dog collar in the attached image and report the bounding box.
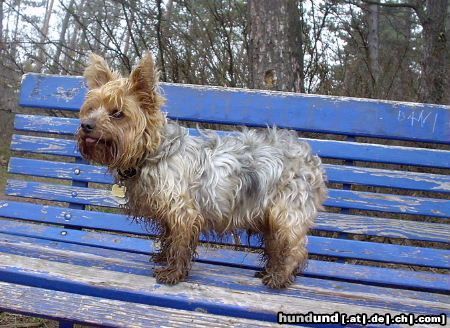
[117,168,137,181]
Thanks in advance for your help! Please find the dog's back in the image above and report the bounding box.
[190,126,327,233]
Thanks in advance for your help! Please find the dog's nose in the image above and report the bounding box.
[81,120,96,133]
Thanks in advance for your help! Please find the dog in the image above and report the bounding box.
[77,53,327,288]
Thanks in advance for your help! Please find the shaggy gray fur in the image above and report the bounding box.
[123,121,327,236]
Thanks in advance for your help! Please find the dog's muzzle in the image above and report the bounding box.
[80,119,96,133]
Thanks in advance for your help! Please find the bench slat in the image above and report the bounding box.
[0,282,280,328]
[328,189,449,218]
[0,254,313,324]
[3,254,447,322]
[6,179,122,207]
[0,226,448,294]
[12,133,450,169]
[12,134,78,157]
[1,236,448,315]
[9,157,113,184]
[20,74,450,143]
[306,138,450,169]
[15,114,79,135]
[317,212,450,243]
[9,157,450,193]
[7,179,449,218]
[4,233,449,307]
[14,115,450,168]
[2,200,448,243]
[1,214,448,269]
[324,164,450,193]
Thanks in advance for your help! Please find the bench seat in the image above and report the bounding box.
[0,73,449,326]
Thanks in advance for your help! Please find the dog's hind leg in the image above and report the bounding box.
[261,197,315,289]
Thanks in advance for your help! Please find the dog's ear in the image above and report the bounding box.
[84,54,119,89]
[129,53,166,154]
[128,53,159,103]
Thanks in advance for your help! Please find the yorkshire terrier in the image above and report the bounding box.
[77,53,327,288]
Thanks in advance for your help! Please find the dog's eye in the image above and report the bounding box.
[110,110,124,119]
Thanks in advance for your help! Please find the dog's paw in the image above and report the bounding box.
[153,266,186,285]
[261,271,295,289]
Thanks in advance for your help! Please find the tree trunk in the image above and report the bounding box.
[418,0,448,104]
[93,7,103,52]
[51,0,75,73]
[11,0,22,59]
[360,0,449,104]
[367,3,380,96]
[0,0,4,52]
[64,0,86,72]
[165,0,174,21]
[35,0,55,72]
[248,0,304,92]
[156,0,167,81]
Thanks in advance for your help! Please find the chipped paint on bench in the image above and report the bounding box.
[20,74,450,143]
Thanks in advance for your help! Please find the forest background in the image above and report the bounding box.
[0,1,448,325]
[1,0,449,221]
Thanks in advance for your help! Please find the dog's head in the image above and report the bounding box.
[77,54,166,170]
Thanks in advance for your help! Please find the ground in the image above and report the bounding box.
[0,313,58,328]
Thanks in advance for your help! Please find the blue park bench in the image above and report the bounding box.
[0,73,449,327]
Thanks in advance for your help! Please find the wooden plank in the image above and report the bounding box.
[0,235,449,322]
[15,114,79,135]
[20,74,87,111]
[316,211,450,243]
[2,200,448,243]
[2,232,448,307]
[4,234,450,306]
[0,200,144,234]
[0,230,448,295]
[0,282,282,328]
[9,156,450,193]
[19,73,450,143]
[14,116,450,168]
[1,202,448,270]
[6,180,450,268]
[6,179,125,207]
[327,189,450,218]
[324,164,450,193]
[11,134,79,157]
[6,179,449,218]
[0,217,449,279]
[9,157,113,184]
[0,240,448,317]
[305,138,450,169]
[0,255,295,324]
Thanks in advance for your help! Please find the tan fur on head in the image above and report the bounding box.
[77,53,166,170]
[128,53,166,157]
[84,54,121,89]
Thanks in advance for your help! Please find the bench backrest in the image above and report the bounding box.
[2,73,449,293]
[20,74,450,143]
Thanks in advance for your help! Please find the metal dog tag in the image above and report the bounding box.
[112,184,127,198]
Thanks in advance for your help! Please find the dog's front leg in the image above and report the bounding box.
[152,227,171,264]
[153,208,203,285]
